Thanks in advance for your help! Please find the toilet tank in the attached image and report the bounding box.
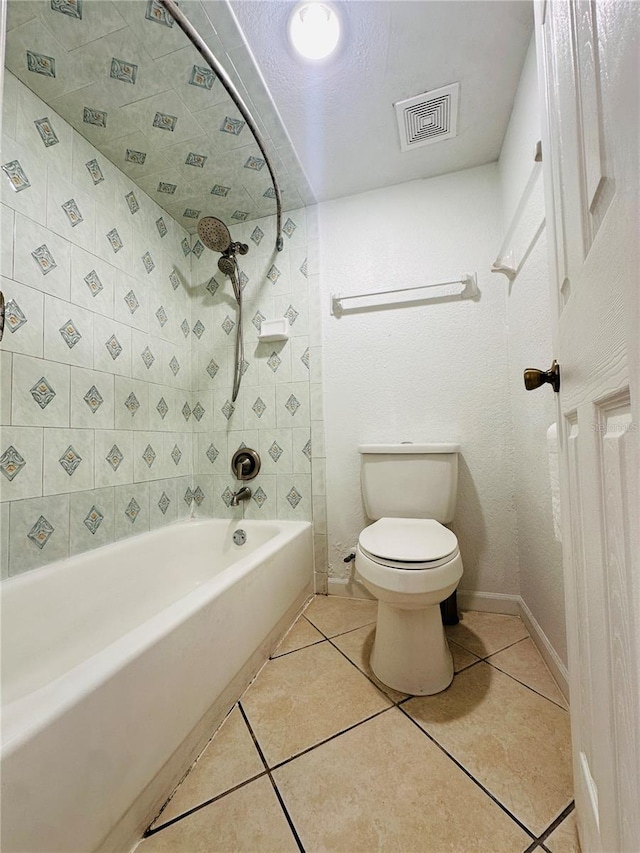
[358,443,460,523]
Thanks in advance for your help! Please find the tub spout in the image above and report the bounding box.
[230,486,251,506]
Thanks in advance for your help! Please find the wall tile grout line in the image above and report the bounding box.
[238,702,306,853]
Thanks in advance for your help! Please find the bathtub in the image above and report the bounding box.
[0,518,313,853]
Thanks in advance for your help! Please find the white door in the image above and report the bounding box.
[534,1,640,850]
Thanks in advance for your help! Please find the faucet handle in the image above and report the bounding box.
[231,447,261,480]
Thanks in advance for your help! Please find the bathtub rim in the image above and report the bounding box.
[1,517,312,758]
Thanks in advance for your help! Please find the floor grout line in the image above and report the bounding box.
[268,706,395,773]
[238,702,306,853]
[142,766,269,837]
[145,605,572,849]
[396,703,538,845]
[485,660,570,711]
[534,800,575,846]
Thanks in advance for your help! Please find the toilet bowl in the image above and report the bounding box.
[356,517,463,695]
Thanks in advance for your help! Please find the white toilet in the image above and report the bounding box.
[355,443,463,696]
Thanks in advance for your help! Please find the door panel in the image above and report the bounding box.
[535,1,640,850]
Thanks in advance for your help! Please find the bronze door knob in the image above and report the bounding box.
[523,359,560,392]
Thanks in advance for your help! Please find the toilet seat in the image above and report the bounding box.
[358,518,459,570]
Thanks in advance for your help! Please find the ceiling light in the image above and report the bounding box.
[288,2,341,61]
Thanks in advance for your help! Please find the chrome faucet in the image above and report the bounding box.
[230,486,251,506]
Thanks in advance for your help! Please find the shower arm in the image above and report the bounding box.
[160,0,284,252]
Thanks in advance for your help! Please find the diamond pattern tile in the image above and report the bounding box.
[106,444,124,471]
[156,396,168,419]
[0,445,26,481]
[123,393,139,417]
[30,377,56,409]
[268,441,284,463]
[171,444,182,465]
[158,492,170,515]
[124,497,141,522]
[124,290,140,314]
[267,352,281,373]
[5,299,27,333]
[27,515,54,549]
[84,270,103,297]
[252,485,267,508]
[59,320,82,348]
[142,444,157,468]
[252,397,267,418]
[141,346,155,369]
[84,385,103,413]
[84,505,104,534]
[286,486,302,509]
[59,445,82,476]
[284,394,301,416]
[105,334,123,360]
[206,443,219,464]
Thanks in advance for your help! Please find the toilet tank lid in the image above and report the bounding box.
[358,443,460,454]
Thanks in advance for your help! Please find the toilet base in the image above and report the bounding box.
[370,601,454,695]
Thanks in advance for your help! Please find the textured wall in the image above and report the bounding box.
[498,36,567,665]
[319,164,520,596]
[504,232,567,664]
[498,38,541,230]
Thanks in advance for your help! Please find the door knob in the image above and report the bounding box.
[523,359,560,392]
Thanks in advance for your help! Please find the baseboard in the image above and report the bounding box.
[518,597,569,702]
[456,589,521,615]
[327,576,375,600]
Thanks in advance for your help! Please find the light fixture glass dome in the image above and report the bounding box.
[288,2,341,61]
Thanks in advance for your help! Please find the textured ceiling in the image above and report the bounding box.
[4,0,310,232]
[229,0,534,202]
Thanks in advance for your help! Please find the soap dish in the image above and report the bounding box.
[258,318,289,342]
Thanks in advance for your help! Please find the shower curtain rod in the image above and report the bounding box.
[330,273,478,316]
[160,0,284,252]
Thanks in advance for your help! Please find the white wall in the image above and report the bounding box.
[499,38,541,228]
[498,37,568,665]
[319,164,521,597]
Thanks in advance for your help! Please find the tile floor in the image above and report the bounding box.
[137,597,580,853]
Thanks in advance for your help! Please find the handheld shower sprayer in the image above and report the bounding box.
[197,216,249,403]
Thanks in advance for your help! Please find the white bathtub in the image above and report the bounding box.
[0,518,313,853]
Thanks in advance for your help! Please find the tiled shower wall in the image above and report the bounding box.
[1,72,194,577]
[1,72,325,586]
[187,206,327,590]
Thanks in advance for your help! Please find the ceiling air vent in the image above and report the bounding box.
[394,82,460,152]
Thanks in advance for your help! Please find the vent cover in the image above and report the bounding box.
[395,82,460,152]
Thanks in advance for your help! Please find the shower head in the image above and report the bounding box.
[218,256,237,278]
[197,216,231,254]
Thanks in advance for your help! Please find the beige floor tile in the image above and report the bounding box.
[405,662,573,836]
[546,811,581,853]
[488,637,568,708]
[450,639,481,672]
[272,615,326,657]
[304,594,378,637]
[152,707,265,828]
[241,640,392,766]
[274,708,532,853]
[139,775,298,852]
[332,623,409,702]
[446,610,529,657]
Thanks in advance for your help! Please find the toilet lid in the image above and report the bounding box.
[359,518,458,563]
